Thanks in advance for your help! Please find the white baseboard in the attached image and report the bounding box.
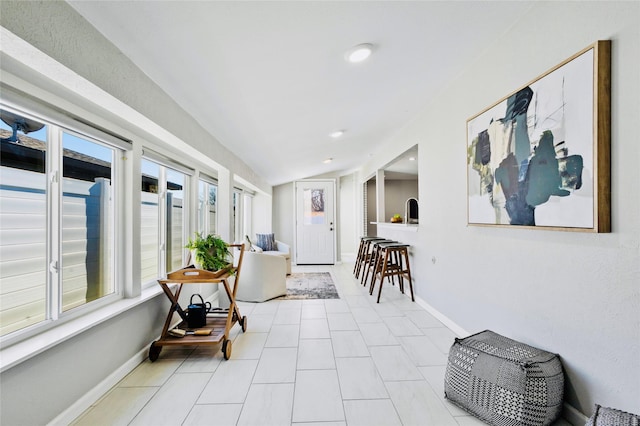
[414,295,470,337]
[341,252,357,263]
[50,291,224,425]
[563,402,588,425]
[207,291,220,305]
[47,346,149,426]
[414,296,587,426]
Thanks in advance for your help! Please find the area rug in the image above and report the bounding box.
[281,272,340,300]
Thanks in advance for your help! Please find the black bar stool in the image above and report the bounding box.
[370,243,414,303]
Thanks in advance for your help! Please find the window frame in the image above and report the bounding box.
[58,127,121,314]
[198,174,218,237]
[140,154,191,288]
[232,187,243,242]
[231,185,255,243]
[242,191,253,242]
[0,102,125,345]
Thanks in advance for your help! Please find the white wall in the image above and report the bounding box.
[272,182,295,248]
[338,173,358,261]
[0,296,168,426]
[366,178,377,236]
[251,191,273,235]
[360,1,639,417]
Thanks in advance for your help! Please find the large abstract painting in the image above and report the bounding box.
[467,41,610,232]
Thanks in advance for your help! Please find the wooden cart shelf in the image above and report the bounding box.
[149,244,245,361]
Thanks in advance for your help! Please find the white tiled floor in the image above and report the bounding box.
[72,263,572,426]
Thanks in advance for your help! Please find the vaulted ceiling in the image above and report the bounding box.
[68,1,534,186]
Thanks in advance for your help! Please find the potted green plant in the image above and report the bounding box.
[185,233,230,272]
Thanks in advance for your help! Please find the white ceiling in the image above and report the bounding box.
[384,144,419,180]
[67,1,534,186]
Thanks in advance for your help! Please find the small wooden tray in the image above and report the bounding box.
[161,266,232,283]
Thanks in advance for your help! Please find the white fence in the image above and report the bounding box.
[0,167,111,336]
[140,192,185,283]
[140,192,159,283]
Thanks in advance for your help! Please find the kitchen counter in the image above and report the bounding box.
[371,222,419,232]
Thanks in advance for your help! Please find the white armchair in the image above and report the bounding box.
[234,250,287,302]
[263,240,291,275]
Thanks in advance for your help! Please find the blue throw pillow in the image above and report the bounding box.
[255,233,276,251]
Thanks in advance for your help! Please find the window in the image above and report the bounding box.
[198,176,217,236]
[303,188,326,225]
[166,169,185,273]
[140,159,160,283]
[242,192,253,241]
[140,156,189,284]
[61,131,115,311]
[0,106,120,337]
[231,187,253,243]
[233,188,242,242]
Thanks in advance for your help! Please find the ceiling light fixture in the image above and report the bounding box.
[345,43,374,63]
[323,158,333,164]
[409,157,416,161]
[330,130,344,138]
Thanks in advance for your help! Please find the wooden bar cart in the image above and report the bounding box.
[149,244,246,361]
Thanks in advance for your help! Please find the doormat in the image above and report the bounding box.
[281,272,340,300]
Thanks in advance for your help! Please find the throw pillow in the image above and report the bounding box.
[255,233,276,251]
[245,235,256,252]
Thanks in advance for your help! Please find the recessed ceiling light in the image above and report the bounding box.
[409,157,416,161]
[330,130,344,138]
[345,43,374,63]
[323,158,333,164]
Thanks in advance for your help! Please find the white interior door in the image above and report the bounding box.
[295,180,335,264]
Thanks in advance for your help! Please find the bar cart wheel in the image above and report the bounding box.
[241,316,248,332]
[222,339,232,360]
[149,341,162,362]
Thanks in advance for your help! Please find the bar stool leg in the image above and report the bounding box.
[357,239,372,279]
[394,249,403,292]
[361,242,376,286]
[368,246,383,295]
[376,249,391,303]
[403,247,414,301]
[353,239,364,276]
[357,242,370,279]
